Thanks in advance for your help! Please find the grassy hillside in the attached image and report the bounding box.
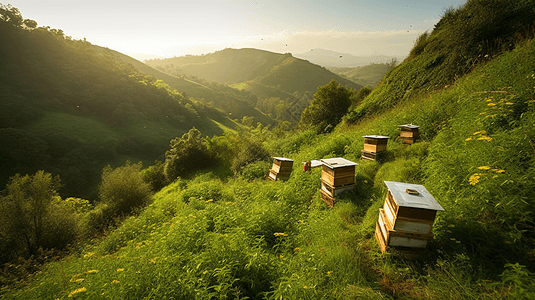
[3,0,535,299]
[110,49,276,127]
[329,63,393,88]
[0,13,238,199]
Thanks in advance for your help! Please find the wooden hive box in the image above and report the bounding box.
[319,158,358,206]
[362,135,390,154]
[269,157,294,181]
[398,124,420,144]
[320,158,358,187]
[382,181,444,235]
[376,208,433,253]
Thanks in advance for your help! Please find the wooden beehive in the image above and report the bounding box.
[361,135,390,161]
[398,124,420,144]
[375,181,444,254]
[363,135,390,153]
[319,158,358,207]
[268,157,293,181]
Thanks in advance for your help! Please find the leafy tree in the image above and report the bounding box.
[299,79,352,131]
[0,4,23,26]
[163,127,215,181]
[98,161,153,216]
[352,86,372,107]
[0,171,79,261]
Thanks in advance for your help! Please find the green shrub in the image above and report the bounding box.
[240,160,271,180]
[230,139,271,175]
[98,161,153,216]
[0,171,80,262]
[163,127,216,181]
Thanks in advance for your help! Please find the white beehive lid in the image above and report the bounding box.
[362,135,391,139]
[320,157,359,169]
[384,181,445,211]
[398,124,420,129]
[273,157,294,162]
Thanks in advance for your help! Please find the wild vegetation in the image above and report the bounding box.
[2,0,535,299]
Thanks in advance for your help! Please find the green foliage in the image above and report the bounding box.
[230,138,271,175]
[300,80,352,131]
[98,161,153,217]
[240,160,271,181]
[0,171,80,263]
[141,160,168,192]
[163,127,216,181]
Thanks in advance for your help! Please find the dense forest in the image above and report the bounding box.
[2,0,535,299]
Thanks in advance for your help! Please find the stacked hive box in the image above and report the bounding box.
[319,158,358,207]
[361,135,390,161]
[269,157,294,181]
[398,124,420,144]
[375,181,445,255]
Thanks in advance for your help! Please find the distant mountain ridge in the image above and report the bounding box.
[145,48,363,123]
[145,48,362,96]
[295,48,395,67]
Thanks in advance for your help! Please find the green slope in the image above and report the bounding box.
[0,17,237,199]
[110,49,276,127]
[329,63,393,88]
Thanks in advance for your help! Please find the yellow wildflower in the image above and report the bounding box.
[86,270,99,274]
[487,103,496,106]
[68,287,87,297]
[465,137,473,141]
[505,102,514,105]
[117,268,124,272]
[477,136,493,142]
[83,252,94,259]
[469,174,480,185]
[274,232,288,237]
[494,169,506,174]
[294,247,300,252]
[111,280,120,284]
[477,166,491,170]
[473,130,486,135]
[69,274,82,282]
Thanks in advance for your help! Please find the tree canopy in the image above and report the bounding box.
[299,79,352,130]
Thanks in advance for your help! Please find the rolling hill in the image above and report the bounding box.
[295,48,395,67]
[328,63,394,88]
[0,17,238,199]
[145,48,363,122]
[108,49,276,127]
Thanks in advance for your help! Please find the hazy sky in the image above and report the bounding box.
[7,0,464,60]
